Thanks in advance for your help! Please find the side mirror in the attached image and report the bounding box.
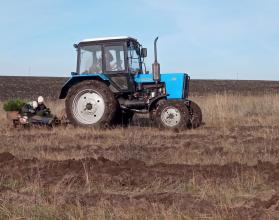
[73,44,78,49]
[141,48,147,58]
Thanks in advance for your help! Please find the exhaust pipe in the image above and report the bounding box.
[152,37,161,83]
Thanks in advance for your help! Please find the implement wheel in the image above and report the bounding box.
[65,80,117,127]
[155,100,189,130]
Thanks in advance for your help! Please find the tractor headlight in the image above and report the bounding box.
[160,87,166,95]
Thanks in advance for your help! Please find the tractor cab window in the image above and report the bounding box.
[127,42,141,74]
[79,45,102,74]
[104,45,125,72]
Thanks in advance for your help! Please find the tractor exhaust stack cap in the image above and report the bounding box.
[152,36,161,82]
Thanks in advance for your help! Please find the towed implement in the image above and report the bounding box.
[59,36,202,129]
[9,109,60,128]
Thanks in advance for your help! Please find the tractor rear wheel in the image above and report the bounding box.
[155,101,189,130]
[188,101,202,128]
[65,80,117,127]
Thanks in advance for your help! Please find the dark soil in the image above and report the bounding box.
[1,153,279,219]
[0,76,66,101]
[1,76,279,101]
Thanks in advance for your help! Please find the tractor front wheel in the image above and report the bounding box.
[65,80,117,127]
[155,101,189,130]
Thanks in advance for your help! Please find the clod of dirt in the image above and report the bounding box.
[248,194,279,211]
[0,152,14,163]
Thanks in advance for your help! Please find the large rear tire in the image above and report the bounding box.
[65,80,117,127]
[155,100,189,130]
[188,101,202,128]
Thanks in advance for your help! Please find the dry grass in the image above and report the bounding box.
[1,94,279,219]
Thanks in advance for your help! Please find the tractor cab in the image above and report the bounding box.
[74,36,146,92]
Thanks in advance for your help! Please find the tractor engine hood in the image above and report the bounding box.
[134,73,189,99]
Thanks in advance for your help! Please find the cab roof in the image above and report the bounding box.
[78,36,138,44]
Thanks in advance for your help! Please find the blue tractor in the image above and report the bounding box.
[59,36,202,129]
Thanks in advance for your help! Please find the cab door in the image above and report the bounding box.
[103,42,134,93]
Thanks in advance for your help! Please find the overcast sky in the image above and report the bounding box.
[0,0,278,80]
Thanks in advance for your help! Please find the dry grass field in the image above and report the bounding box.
[1,77,279,219]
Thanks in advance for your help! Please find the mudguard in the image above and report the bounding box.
[148,95,168,111]
[59,74,109,99]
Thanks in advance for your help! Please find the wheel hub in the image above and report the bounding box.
[85,103,93,110]
[72,90,105,125]
[161,107,181,127]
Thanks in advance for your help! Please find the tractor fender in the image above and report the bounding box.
[183,98,191,106]
[149,98,192,111]
[59,74,111,99]
[148,95,168,112]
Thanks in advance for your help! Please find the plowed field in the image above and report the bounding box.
[1,76,279,101]
[1,77,279,219]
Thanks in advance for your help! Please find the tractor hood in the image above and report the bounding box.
[134,73,189,99]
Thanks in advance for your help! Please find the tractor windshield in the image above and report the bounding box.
[79,45,102,74]
[127,41,141,74]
